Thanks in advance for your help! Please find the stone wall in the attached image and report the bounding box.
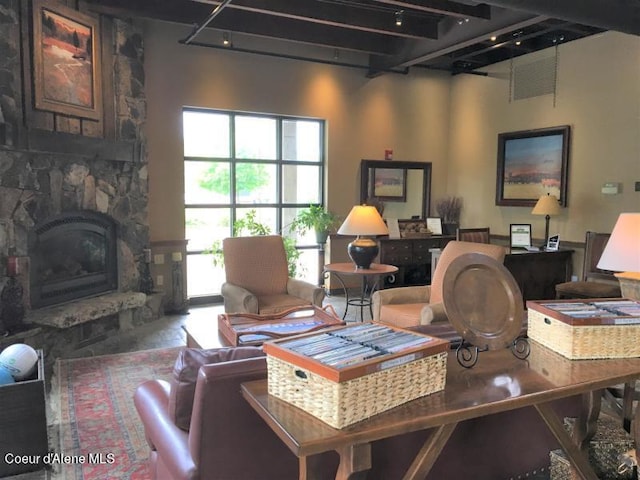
[0,0,159,361]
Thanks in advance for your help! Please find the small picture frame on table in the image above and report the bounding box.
[546,235,560,251]
[510,224,532,248]
[426,217,443,235]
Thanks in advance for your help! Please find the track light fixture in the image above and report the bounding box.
[222,32,231,46]
[512,30,523,46]
[395,10,403,27]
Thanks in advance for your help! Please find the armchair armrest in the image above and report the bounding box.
[287,278,325,306]
[420,302,448,324]
[221,282,258,313]
[371,286,432,322]
[134,380,197,480]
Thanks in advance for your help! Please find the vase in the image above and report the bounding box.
[442,222,459,236]
[315,230,329,245]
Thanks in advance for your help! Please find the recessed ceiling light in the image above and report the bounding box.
[490,36,497,42]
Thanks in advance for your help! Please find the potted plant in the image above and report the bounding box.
[291,205,338,245]
[435,196,462,235]
[209,210,301,277]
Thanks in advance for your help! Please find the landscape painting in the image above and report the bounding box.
[32,0,102,120]
[373,167,406,201]
[495,126,570,207]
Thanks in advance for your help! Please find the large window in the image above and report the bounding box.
[183,108,326,301]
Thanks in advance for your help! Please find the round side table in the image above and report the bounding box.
[323,263,398,322]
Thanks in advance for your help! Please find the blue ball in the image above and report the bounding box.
[0,366,15,386]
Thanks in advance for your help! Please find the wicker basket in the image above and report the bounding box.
[267,350,447,428]
[528,308,640,360]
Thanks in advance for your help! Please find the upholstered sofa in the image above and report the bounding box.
[135,345,581,480]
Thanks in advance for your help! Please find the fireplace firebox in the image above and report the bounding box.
[29,212,118,308]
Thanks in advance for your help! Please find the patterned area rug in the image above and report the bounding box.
[53,347,182,480]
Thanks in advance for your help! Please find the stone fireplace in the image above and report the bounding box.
[0,8,161,370]
[29,211,118,308]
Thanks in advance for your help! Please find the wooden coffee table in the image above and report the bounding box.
[183,305,344,349]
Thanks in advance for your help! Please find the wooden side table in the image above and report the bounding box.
[323,263,398,322]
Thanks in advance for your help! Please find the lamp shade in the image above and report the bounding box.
[597,213,640,272]
[531,194,561,216]
[337,205,388,236]
[338,205,388,269]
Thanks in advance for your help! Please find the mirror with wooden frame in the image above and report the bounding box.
[359,159,432,220]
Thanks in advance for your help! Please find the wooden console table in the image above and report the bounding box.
[504,248,573,301]
[378,236,454,287]
[242,342,640,480]
[429,246,573,301]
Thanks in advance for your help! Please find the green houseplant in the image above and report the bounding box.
[291,205,338,245]
[209,210,301,277]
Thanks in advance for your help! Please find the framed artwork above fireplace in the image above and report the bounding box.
[31,0,103,120]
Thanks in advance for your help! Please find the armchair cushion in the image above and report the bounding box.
[168,347,265,430]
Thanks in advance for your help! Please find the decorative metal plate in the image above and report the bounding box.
[443,252,524,351]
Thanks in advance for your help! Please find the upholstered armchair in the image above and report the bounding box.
[555,231,621,299]
[221,235,324,314]
[134,347,339,480]
[372,241,506,328]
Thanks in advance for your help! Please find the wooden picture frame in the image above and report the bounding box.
[510,224,532,248]
[32,0,102,120]
[496,126,570,207]
[373,167,407,202]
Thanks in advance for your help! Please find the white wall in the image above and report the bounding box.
[447,32,640,242]
[144,20,452,242]
[144,22,640,248]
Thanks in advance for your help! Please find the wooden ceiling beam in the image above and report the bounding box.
[372,0,490,19]
[193,0,439,39]
[82,0,403,55]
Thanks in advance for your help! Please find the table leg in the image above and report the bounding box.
[335,443,371,480]
[326,272,349,320]
[571,389,601,451]
[360,276,367,322]
[535,401,599,480]
[298,442,371,479]
[622,382,635,433]
[402,423,458,480]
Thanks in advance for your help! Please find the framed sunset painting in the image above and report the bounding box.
[495,126,570,207]
[32,0,102,120]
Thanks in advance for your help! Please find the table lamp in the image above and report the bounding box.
[596,212,640,301]
[338,205,388,269]
[531,194,561,247]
